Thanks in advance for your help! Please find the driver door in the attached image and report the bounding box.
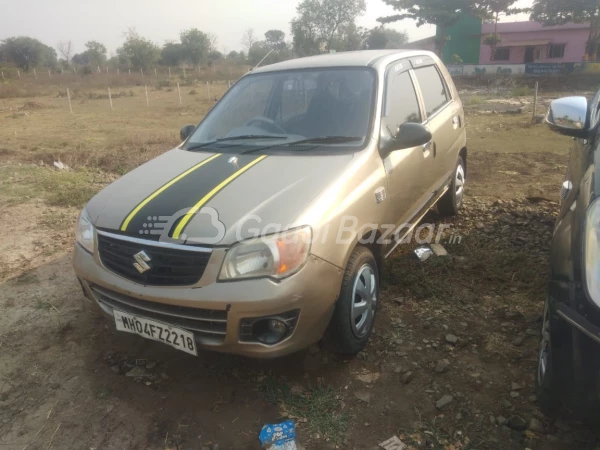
[381,62,432,233]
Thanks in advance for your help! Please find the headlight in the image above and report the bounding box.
[219,227,312,281]
[76,209,95,254]
[585,198,600,306]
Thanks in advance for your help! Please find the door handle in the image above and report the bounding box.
[422,141,433,152]
[453,116,461,129]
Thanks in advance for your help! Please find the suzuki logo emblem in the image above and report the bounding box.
[133,251,151,274]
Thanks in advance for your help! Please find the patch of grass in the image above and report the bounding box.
[95,387,112,400]
[15,272,39,284]
[463,95,486,106]
[258,375,348,445]
[509,85,532,97]
[34,299,52,311]
[39,211,75,229]
[402,416,479,450]
[0,165,108,207]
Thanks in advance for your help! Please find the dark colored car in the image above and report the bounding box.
[538,94,600,412]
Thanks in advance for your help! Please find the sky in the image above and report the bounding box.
[0,0,534,57]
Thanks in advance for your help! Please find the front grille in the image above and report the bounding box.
[97,233,211,286]
[90,284,228,344]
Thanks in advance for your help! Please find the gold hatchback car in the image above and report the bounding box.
[73,50,467,358]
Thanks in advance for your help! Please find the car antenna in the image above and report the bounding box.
[253,49,275,71]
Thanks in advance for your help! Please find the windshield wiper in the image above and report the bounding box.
[287,136,363,145]
[186,135,288,151]
[240,136,363,155]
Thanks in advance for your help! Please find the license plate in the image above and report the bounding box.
[113,310,197,356]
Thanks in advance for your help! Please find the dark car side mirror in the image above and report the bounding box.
[180,124,196,141]
[546,96,589,139]
[380,123,433,158]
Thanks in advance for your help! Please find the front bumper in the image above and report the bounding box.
[73,244,343,358]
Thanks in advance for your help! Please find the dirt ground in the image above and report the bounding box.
[0,79,598,450]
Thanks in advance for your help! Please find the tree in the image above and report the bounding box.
[248,41,271,65]
[474,0,520,61]
[71,53,89,65]
[291,0,367,55]
[365,26,389,49]
[247,39,292,66]
[321,0,366,51]
[336,23,366,51]
[160,41,183,66]
[208,33,219,52]
[364,26,409,49]
[180,28,210,67]
[291,3,322,56]
[384,28,409,48]
[117,29,160,70]
[265,29,287,50]
[241,29,257,53]
[0,36,57,70]
[57,40,73,62]
[530,0,600,60]
[208,50,223,61]
[74,40,107,68]
[378,0,473,56]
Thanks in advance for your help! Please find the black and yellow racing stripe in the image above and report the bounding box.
[120,153,267,237]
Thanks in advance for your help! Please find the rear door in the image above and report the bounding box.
[412,62,463,193]
[380,60,431,230]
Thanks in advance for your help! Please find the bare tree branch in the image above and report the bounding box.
[241,29,256,53]
[57,40,73,62]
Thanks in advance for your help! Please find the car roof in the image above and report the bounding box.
[250,50,437,74]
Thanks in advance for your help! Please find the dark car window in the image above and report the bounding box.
[383,70,422,134]
[414,65,449,117]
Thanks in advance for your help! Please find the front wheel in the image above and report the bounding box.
[438,156,465,216]
[326,246,379,355]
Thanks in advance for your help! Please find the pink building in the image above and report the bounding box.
[480,21,590,64]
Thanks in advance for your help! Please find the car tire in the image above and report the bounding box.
[326,246,379,355]
[438,156,465,216]
[536,299,567,414]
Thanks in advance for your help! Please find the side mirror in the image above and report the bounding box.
[381,123,432,158]
[546,96,588,138]
[180,124,196,141]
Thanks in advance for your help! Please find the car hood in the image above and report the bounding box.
[88,148,353,246]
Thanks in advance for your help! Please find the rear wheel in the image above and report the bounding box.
[327,246,379,355]
[438,156,465,216]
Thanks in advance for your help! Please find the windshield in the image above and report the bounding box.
[184,68,376,151]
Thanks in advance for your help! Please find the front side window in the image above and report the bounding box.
[382,69,421,134]
[548,44,566,59]
[494,48,510,61]
[414,66,449,117]
[185,68,376,152]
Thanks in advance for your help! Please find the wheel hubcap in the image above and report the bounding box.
[455,164,465,206]
[538,301,550,385]
[351,264,377,338]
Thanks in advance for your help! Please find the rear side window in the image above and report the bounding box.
[383,70,422,133]
[414,65,449,117]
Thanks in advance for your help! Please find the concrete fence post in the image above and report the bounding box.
[67,88,73,113]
